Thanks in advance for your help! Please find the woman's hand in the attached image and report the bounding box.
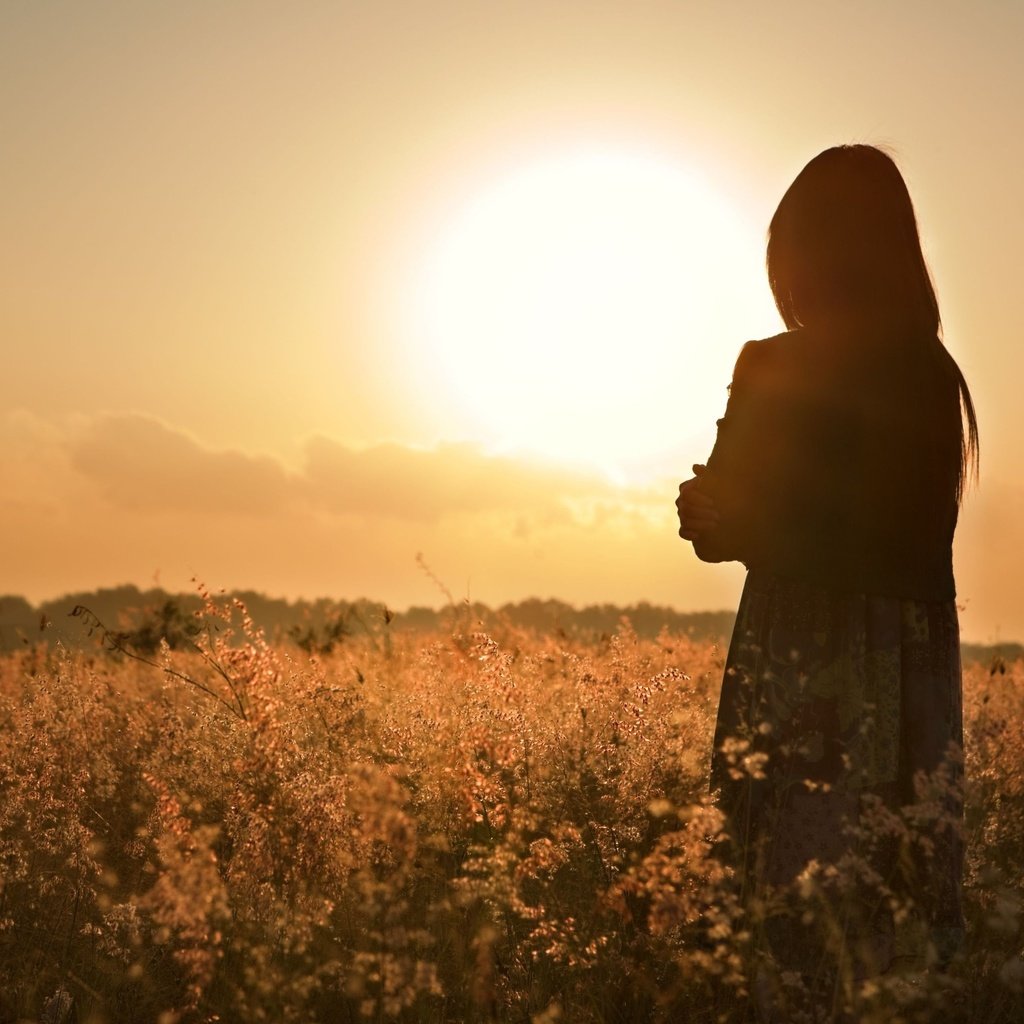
[676,464,720,540]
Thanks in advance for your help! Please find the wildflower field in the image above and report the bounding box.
[1,592,1022,1023]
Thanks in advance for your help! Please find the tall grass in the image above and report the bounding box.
[0,592,1020,1022]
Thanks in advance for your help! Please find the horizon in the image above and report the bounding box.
[3,579,1018,648]
[4,578,739,616]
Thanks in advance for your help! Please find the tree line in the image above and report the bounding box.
[0,585,1016,666]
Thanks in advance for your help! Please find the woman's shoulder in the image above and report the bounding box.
[732,329,806,389]
[735,326,881,390]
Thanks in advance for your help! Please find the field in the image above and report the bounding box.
[1,591,1022,1023]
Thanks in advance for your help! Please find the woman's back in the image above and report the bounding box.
[697,324,962,600]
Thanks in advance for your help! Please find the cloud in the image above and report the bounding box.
[69,414,293,516]
[66,414,624,524]
[300,436,615,522]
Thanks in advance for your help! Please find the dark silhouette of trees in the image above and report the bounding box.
[0,586,1014,664]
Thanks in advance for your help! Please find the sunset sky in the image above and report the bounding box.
[4,1,1023,641]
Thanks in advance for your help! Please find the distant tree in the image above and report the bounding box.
[288,606,353,656]
[116,598,202,656]
[0,595,41,650]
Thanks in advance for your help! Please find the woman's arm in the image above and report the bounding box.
[685,340,774,565]
[676,467,749,563]
[676,464,718,540]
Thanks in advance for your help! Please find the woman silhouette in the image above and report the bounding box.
[676,145,977,999]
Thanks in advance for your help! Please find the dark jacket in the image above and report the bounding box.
[692,327,961,601]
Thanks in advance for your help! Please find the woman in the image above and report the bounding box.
[676,145,977,996]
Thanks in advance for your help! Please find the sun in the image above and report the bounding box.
[407,149,778,477]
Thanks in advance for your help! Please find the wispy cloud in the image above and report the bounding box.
[69,414,293,516]
[66,413,623,524]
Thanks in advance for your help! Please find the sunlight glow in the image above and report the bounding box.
[409,149,779,476]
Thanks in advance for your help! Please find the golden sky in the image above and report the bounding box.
[3,1,1022,641]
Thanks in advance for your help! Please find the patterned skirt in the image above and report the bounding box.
[709,569,965,981]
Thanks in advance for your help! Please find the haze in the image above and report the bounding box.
[3,1,1022,642]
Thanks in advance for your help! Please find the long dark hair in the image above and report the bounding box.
[766,144,979,501]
